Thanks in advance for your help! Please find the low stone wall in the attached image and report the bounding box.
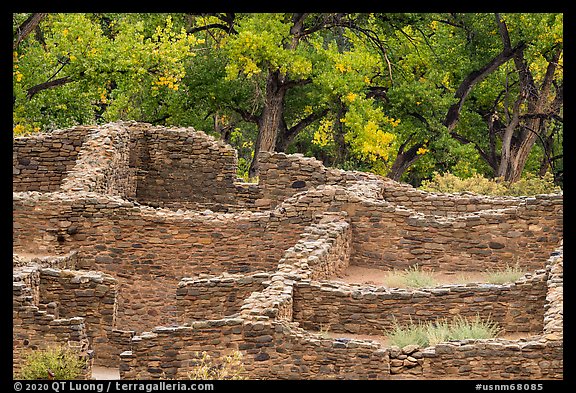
[38,268,118,365]
[13,127,93,193]
[116,212,562,380]
[278,184,563,272]
[13,191,313,331]
[292,270,547,335]
[176,272,270,322]
[119,319,245,379]
[240,216,351,322]
[13,123,563,380]
[13,251,78,270]
[380,179,524,217]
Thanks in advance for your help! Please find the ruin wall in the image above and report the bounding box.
[292,271,547,335]
[12,127,93,192]
[277,185,563,272]
[13,191,314,331]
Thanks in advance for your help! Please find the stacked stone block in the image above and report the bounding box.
[13,264,92,378]
[176,272,270,322]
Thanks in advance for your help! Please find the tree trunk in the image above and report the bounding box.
[387,140,422,181]
[248,71,287,178]
[496,45,561,182]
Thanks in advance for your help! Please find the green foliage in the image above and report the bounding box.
[187,351,246,380]
[420,171,560,196]
[17,345,87,380]
[12,13,562,189]
[13,13,202,133]
[387,315,501,347]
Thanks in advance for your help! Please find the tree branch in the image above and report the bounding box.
[228,106,259,124]
[276,108,329,151]
[443,41,525,132]
[27,76,73,99]
[14,13,48,50]
[186,13,237,35]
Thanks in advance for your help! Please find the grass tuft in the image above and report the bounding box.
[484,263,525,284]
[385,264,437,288]
[387,315,501,347]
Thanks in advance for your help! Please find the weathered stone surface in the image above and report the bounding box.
[12,122,563,381]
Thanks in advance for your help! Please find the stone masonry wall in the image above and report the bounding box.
[13,191,314,331]
[60,123,136,199]
[417,338,562,379]
[14,123,563,380]
[13,266,92,378]
[176,272,270,322]
[276,184,563,272]
[292,270,547,336]
[542,244,563,341]
[128,123,242,210]
[256,151,379,210]
[13,127,92,192]
[119,320,245,379]
[379,178,524,217]
[38,268,118,365]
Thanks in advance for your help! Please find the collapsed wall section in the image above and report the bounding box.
[13,265,93,377]
[38,268,118,365]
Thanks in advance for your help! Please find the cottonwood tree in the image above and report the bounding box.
[364,13,562,184]
[198,13,399,177]
[13,13,201,134]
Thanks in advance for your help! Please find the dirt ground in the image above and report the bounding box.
[331,265,500,287]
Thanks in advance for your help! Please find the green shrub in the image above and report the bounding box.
[420,171,560,196]
[18,345,87,380]
[387,315,501,347]
[188,351,246,380]
[447,315,500,341]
